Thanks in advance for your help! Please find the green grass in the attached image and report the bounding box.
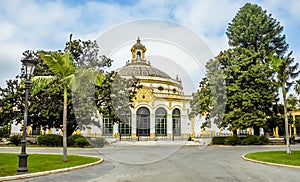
[245,151,300,166]
[0,153,100,177]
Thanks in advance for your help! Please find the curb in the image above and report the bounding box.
[0,157,104,181]
[241,153,300,170]
[109,141,206,147]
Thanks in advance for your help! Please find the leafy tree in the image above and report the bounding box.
[189,77,212,128]
[0,79,23,127]
[270,52,299,154]
[67,39,111,129]
[224,3,289,134]
[295,80,300,96]
[95,72,140,125]
[189,58,225,129]
[287,94,298,110]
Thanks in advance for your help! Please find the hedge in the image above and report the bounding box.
[37,134,63,147]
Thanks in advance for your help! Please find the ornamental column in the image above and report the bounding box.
[131,114,137,139]
[167,114,172,139]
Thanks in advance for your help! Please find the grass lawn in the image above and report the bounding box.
[0,153,100,177]
[245,150,300,166]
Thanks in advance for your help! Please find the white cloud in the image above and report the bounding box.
[0,0,299,88]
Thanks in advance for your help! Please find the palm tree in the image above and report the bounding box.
[31,35,77,162]
[31,35,104,162]
[271,52,299,154]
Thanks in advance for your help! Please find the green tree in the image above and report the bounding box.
[189,57,225,129]
[287,94,298,110]
[189,77,212,128]
[295,80,300,96]
[96,72,140,125]
[31,35,77,162]
[0,79,24,135]
[223,3,289,135]
[270,52,299,154]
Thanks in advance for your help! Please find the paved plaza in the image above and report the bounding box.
[1,144,300,182]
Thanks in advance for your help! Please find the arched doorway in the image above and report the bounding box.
[137,107,150,136]
[155,107,167,136]
[172,108,181,136]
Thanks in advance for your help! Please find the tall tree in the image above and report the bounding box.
[224,3,289,134]
[31,35,77,162]
[270,52,299,154]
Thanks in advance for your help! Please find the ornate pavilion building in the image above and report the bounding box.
[81,38,194,140]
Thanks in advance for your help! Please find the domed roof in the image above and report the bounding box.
[117,62,171,79]
[117,37,172,79]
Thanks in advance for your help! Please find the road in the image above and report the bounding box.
[1,144,300,182]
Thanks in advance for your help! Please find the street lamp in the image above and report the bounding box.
[17,58,37,174]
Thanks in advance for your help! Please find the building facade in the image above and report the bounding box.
[81,38,194,140]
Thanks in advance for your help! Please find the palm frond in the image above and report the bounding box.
[64,52,76,74]
[61,74,76,92]
[31,75,56,95]
[38,51,75,77]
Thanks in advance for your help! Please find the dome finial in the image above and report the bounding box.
[137,36,140,43]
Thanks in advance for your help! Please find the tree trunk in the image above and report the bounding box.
[62,86,68,162]
[282,84,291,154]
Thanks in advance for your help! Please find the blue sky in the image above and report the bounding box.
[0,0,299,88]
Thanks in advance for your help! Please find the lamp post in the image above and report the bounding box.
[17,58,37,174]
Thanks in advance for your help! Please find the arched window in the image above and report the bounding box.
[172,108,181,136]
[155,107,167,136]
[119,110,131,136]
[137,51,141,60]
[137,107,150,136]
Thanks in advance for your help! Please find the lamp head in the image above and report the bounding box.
[21,59,37,79]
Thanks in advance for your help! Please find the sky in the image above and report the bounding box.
[0,0,300,93]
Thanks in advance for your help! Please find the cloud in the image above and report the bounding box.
[0,0,299,88]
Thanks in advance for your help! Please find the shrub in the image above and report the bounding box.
[241,135,269,145]
[88,137,107,148]
[224,136,241,145]
[37,134,63,147]
[74,137,90,148]
[0,126,10,138]
[68,134,85,147]
[259,135,269,145]
[9,135,21,146]
[212,137,227,144]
